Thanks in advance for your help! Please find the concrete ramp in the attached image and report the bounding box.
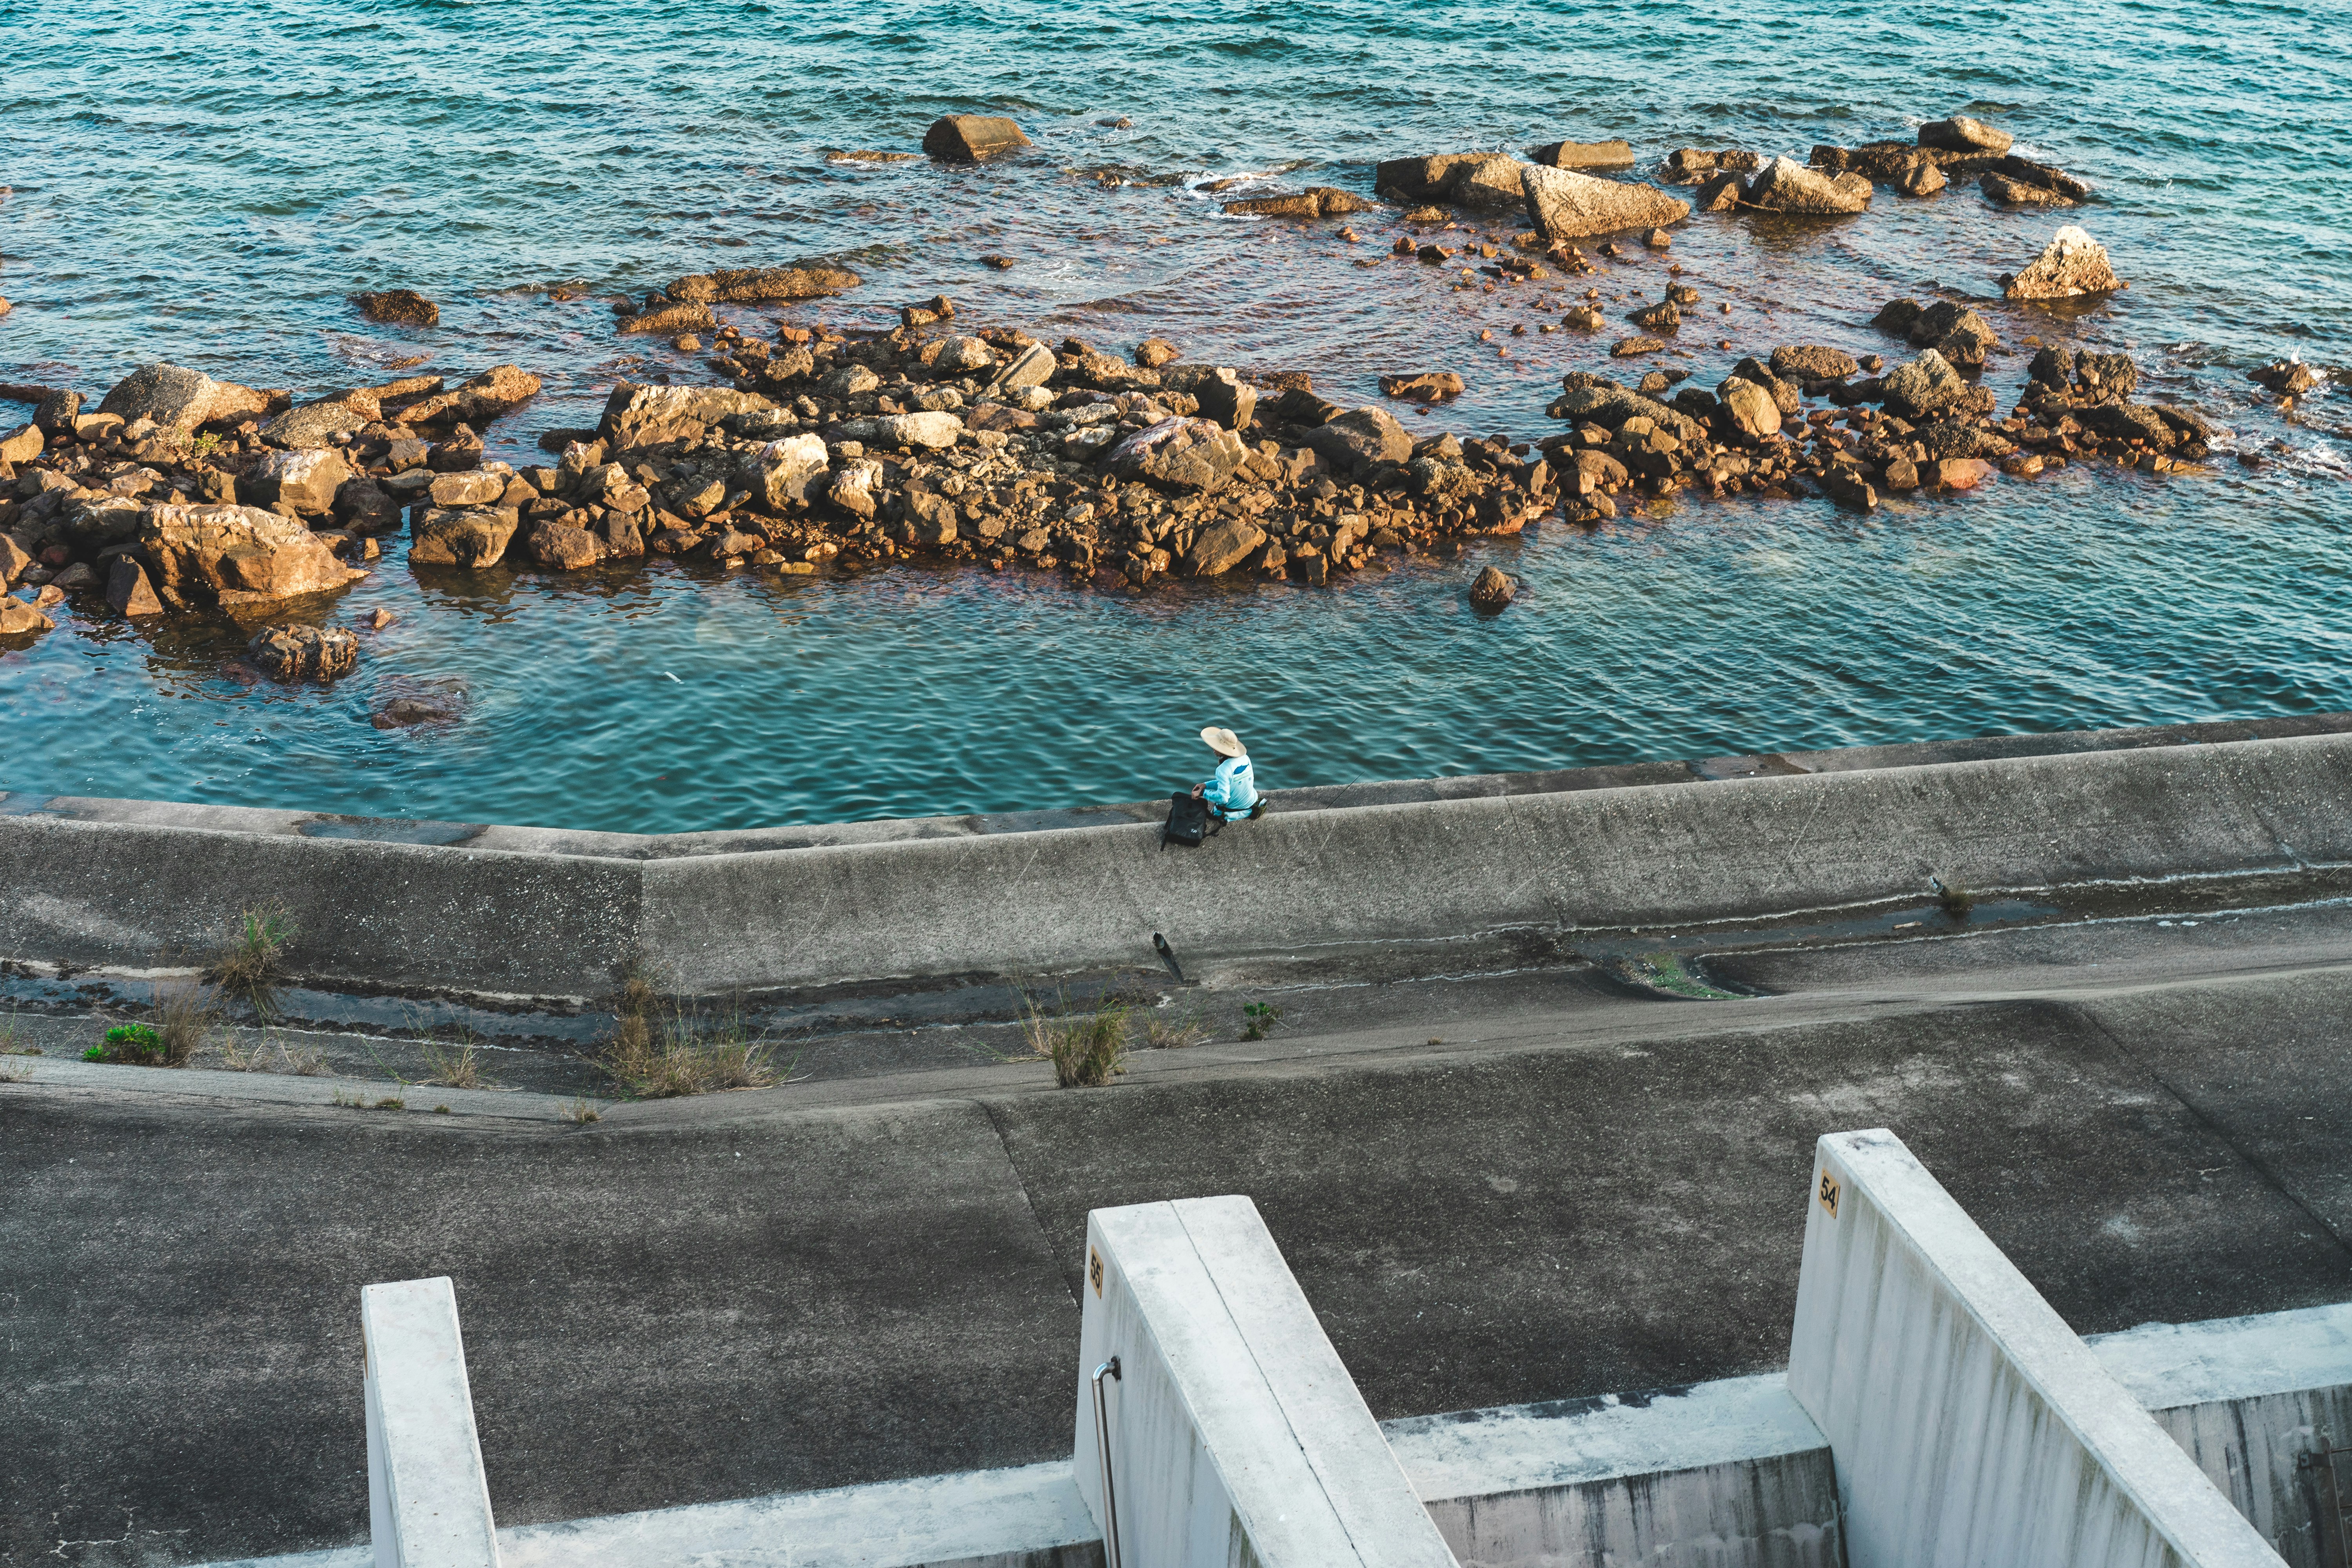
[1075,1196,1457,1568]
[1790,1129,2288,1568]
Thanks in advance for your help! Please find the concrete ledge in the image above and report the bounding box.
[8,718,2352,1000]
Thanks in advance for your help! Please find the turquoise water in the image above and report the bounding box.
[4,0,2349,830]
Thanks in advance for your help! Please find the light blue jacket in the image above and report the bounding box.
[1202,755,1259,818]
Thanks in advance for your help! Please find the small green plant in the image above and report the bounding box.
[189,431,222,458]
[432,1104,452,1114]
[1240,1001,1284,1042]
[560,1099,601,1124]
[331,1088,362,1107]
[374,1096,405,1110]
[1024,993,1129,1087]
[90,1022,166,1063]
[209,904,295,1016]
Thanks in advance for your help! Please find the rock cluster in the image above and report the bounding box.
[1809,113,2090,208]
[2000,225,2125,299]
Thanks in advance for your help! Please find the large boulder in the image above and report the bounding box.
[1879,350,1972,422]
[1158,365,1258,430]
[392,365,540,429]
[1526,139,1635,170]
[2001,225,2124,299]
[247,623,360,683]
[140,504,367,609]
[1185,518,1268,577]
[1103,418,1249,492]
[524,520,604,570]
[106,557,164,617]
[667,264,862,304]
[0,423,41,464]
[409,507,520,568]
[750,435,830,509]
[1770,345,1859,381]
[98,363,274,437]
[1375,152,1496,202]
[352,289,438,327]
[1716,377,1782,443]
[601,383,773,449]
[1303,405,1414,472]
[1919,115,2013,155]
[1522,165,1691,239]
[986,342,1056,393]
[839,411,964,450]
[246,448,353,515]
[1744,157,1870,214]
[1445,156,1530,209]
[427,468,512,508]
[923,115,1031,162]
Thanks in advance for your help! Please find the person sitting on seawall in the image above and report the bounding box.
[1192,726,1265,822]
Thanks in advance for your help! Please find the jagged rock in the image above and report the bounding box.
[667,265,861,304]
[1823,473,1878,512]
[1928,457,1996,490]
[1630,299,1681,333]
[352,289,438,327]
[1379,372,1466,403]
[1771,345,1859,381]
[1303,405,1414,472]
[1991,156,2091,201]
[140,504,367,608]
[34,389,81,436]
[525,521,603,570]
[987,342,1056,393]
[819,365,882,399]
[336,478,401,533]
[923,114,1031,162]
[1982,173,2072,207]
[247,623,360,682]
[751,435,830,508]
[1375,152,1497,201]
[1896,162,1947,197]
[392,365,541,429]
[2251,360,2320,397]
[106,557,164,617]
[1659,149,1760,183]
[2001,225,2123,299]
[1135,338,1180,369]
[1693,172,1746,211]
[1717,377,1781,442]
[0,423,40,464]
[932,335,996,374]
[1526,139,1635,170]
[1745,157,1870,214]
[1916,421,2017,460]
[0,535,30,587]
[1907,303,1997,368]
[1879,350,1972,422]
[2082,403,2181,449]
[1522,165,1690,239]
[1223,187,1379,218]
[409,507,519,568]
[247,449,353,515]
[620,300,717,335]
[1919,116,2013,156]
[1445,157,1528,209]
[98,363,274,437]
[427,468,511,508]
[1611,337,1665,358]
[1105,417,1249,492]
[0,594,53,637]
[601,383,773,449]
[1185,517,1267,577]
[1468,565,1517,608]
[1164,367,1257,430]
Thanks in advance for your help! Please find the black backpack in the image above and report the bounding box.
[1163,791,1210,849]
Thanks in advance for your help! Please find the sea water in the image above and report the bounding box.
[2,0,2348,830]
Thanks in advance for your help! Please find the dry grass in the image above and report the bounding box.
[151,978,215,1067]
[0,1057,26,1083]
[417,1031,488,1090]
[559,1099,602,1124]
[0,1011,38,1056]
[1024,994,1129,1088]
[209,904,294,1016]
[217,1031,330,1076]
[598,1005,778,1099]
[1935,876,1975,918]
[1143,1009,1212,1050]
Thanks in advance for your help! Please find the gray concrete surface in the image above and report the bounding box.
[6,900,2350,1568]
[11,716,2352,1002]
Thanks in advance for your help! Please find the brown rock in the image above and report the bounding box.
[247,448,354,515]
[1716,377,1781,443]
[1185,518,1268,577]
[352,289,439,327]
[1919,115,2013,156]
[621,300,717,336]
[1103,418,1249,492]
[0,534,31,588]
[1981,172,2072,207]
[409,506,520,568]
[247,623,360,682]
[393,365,542,429]
[1135,338,1181,369]
[1303,405,1414,472]
[1895,161,1947,197]
[1222,187,1377,218]
[668,265,862,304]
[1611,337,1666,358]
[599,383,772,449]
[0,594,53,638]
[1522,165,1691,239]
[97,363,276,437]
[1745,157,1870,214]
[526,521,603,571]
[0,423,42,464]
[923,114,1031,162]
[1468,565,1516,608]
[140,504,368,608]
[1770,345,1860,381]
[1929,457,1995,490]
[1525,139,1635,170]
[2001,225,2124,300]
[1379,372,1466,403]
[1693,172,1746,211]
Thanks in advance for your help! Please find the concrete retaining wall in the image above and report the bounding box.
[8,725,2352,1000]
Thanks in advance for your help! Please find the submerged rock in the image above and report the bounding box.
[923,114,1031,162]
[2001,225,2124,299]
[0,594,53,638]
[668,264,861,304]
[1379,372,1466,403]
[2251,360,2319,397]
[1223,186,1379,218]
[1521,165,1690,240]
[247,623,360,683]
[1468,564,1517,609]
[352,289,439,327]
[1982,173,2072,207]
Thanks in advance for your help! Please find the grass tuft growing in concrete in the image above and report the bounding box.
[597,979,780,1100]
[217,1030,329,1076]
[209,905,295,1016]
[1144,1008,1212,1050]
[1025,994,1129,1087]
[417,1031,489,1090]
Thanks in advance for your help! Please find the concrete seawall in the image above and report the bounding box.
[6,716,2352,1000]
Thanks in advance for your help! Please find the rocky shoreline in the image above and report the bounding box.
[0,110,2299,668]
